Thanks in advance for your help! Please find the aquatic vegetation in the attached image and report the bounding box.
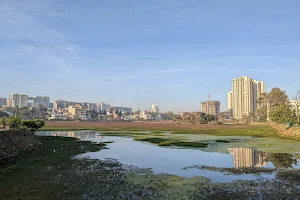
[136,137,208,148]
[215,140,230,143]
[183,165,276,175]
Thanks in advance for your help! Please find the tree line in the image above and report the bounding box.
[254,88,300,125]
[0,117,45,133]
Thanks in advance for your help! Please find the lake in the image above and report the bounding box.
[36,130,300,182]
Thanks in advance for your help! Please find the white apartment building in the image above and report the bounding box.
[228,76,266,120]
[290,100,300,115]
[10,93,28,108]
[150,104,160,113]
[98,102,108,112]
[227,91,233,117]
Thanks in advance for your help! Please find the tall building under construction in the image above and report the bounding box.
[201,100,220,116]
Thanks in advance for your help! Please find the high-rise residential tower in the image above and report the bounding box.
[228,76,266,120]
[10,93,28,108]
[227,91,233,117]
[33,96,50,108]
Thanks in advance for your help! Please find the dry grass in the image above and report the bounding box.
[41,121,279,138]
[43,121,258,131]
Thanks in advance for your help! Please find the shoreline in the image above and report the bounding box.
[1,133,300,199]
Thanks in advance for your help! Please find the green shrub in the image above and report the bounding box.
[22,119,45,133]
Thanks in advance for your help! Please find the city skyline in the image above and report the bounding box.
[1,0,300,112]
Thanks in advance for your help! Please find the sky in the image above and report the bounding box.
[0,0,299,112]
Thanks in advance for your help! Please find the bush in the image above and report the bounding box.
[8,116,22,131]
[22,119,45,133]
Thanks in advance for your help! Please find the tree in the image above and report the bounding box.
[22,119,45,133]
[269,104,296,124]
[205,114,216,122]
[266,88,289,110]
[254,88,289,121]
[8,116,22,131]
[0,117,8,131]
[255,104,268,122]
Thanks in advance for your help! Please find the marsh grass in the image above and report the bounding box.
[136,137,208,148]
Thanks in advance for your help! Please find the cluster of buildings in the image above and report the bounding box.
[200,75,299,121]
[0,94,50,109]
[0,93,162,121]
[2,76,298,122]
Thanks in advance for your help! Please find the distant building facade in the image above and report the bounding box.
[33,96,50,108]
[227,91,233,117]
[68,105,87,120]
[98,102,108,112]
[150,104,160,114]
[0,97,7,106]
[110,106,132,114]
[90,103,97,111]
[6,99,12,107]
[201,100,220,116]
[10,93,28,108]
[54,100,68,110]
[229,76,266,120]
[49,102,54,109]
[290,100,300,115]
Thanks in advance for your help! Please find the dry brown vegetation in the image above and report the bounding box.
[41,121,279,138]
[44,121,251,131]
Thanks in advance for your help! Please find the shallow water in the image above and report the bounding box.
[36,130,300,182]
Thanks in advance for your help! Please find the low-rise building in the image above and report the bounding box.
[110,106,132,114]
[68,105,87,120]
[139,111,152,120]
[54,100,68,110]
[290,100,300,115]
[48,111,67,120]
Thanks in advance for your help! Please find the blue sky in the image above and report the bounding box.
[0,0,299,112]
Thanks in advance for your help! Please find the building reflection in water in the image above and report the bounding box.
[49,131,100,139]
[228,148,268,168]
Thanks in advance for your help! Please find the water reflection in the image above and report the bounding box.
[228,148,298,169]
[228,148,268,168]
[37,131,101,139]
[36,131,300,179]
[266,153,297,168]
